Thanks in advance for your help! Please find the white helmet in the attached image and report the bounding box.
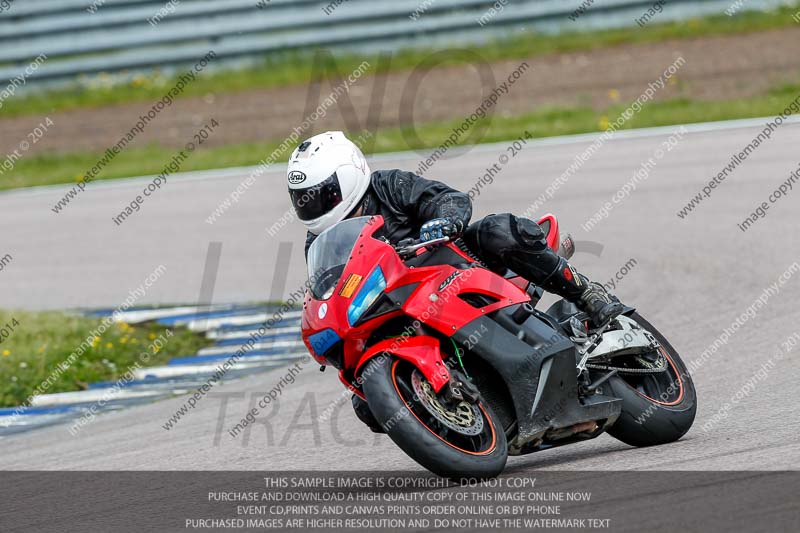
[287,131,371,235]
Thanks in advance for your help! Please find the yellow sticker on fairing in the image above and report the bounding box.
[339,274,363,298]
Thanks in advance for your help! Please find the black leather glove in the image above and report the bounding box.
[420,218,456,243]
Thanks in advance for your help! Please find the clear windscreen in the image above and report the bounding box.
[306,217,371,299]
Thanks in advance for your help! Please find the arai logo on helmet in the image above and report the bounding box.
[288,171,307,185]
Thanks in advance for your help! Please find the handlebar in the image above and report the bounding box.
[394,236,450,258]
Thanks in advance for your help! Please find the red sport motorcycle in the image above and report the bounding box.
[301,215,696,479]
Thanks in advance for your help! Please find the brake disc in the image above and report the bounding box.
[410,370,484,436]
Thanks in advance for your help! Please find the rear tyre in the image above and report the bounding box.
[601,312,697,447]
[361,356,507,480]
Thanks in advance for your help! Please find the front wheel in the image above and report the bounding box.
[597,312,697,447]
[361,356,507,480]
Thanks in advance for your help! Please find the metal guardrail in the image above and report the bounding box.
[0,0,789,87]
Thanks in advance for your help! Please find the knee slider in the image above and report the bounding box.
[512,216,548,250]
[477,213,518,252]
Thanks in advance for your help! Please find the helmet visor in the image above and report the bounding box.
[289,172,343,222]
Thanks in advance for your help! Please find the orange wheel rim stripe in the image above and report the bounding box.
[636,347,685,407]
[391,360,497,456]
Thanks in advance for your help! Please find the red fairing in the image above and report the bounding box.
[355,336,451,392]
[506,213,561,290]
[537,213,560,251]
[301,216,530,392]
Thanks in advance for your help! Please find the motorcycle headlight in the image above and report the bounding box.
[347,267,386,326]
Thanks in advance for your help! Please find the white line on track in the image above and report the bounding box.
[4,115,799,197]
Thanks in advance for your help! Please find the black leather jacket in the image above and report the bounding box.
[305,169,472,257]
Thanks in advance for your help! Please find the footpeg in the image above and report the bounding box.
[512,302,535,324]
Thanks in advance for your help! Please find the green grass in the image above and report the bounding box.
[0,309,211,408]
[6,81,799,191]
[2,4,798,118]
[370,82,800,151]
[2,140,272,190]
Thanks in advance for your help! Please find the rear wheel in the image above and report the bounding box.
[596,312,696,447]
[361,356,507,480]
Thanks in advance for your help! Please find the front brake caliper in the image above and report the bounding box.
[444,368,480,404]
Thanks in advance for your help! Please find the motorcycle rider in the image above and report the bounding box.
[287,131,623,429]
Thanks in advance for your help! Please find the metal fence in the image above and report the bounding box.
[0,0,789,87]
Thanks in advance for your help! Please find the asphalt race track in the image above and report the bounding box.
[1,118,799,474]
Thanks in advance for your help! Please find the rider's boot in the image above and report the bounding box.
[462,214,624,328]
[502,247,623,328]
[537,257,624,329]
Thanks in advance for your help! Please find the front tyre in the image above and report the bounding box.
[601,312,697,447]
[361,356,507,480]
